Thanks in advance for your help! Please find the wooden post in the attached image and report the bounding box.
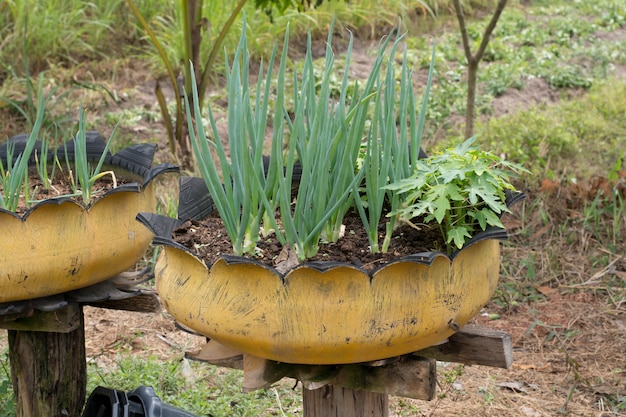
[7,303,86,417]
[0,284,161,417]
[303,385,389,417]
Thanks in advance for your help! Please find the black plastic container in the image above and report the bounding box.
[82,386,198,417]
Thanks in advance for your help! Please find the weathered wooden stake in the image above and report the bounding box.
[303,385,389,417]
[0,285,160,417]
[7,303,86,417]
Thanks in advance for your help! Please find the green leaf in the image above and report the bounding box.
[470,208,505,230]
[431,193,452,224]
[447,225,473,249]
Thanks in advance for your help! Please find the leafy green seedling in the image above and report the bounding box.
[386,136,527,252]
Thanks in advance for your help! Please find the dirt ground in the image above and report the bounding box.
[77,286,624,417]
[1,31,625,417]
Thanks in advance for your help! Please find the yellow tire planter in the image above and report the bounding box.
[151,231,503,365]
[0,138,177,304]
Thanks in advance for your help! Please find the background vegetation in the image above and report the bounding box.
[0,0,624,415]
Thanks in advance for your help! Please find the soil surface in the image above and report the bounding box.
[173,210,449,272]
[3,168,128,215]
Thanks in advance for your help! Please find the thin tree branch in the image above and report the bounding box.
[452,0,473,64]
[475,0,508,62]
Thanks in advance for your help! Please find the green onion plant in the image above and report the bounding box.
[1,99,118,211]
[275,26,378,260]
[70,107,118,204]
[186,21,282,256]
[353,39,435,254]
[33,136,55,190]
[0,92,45,212]
[188,20,442,261]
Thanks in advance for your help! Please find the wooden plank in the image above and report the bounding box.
[303,385,389,417]
[243,355,291,392]
[87,291,161,313]
[0,303,80,333]
[325,356,436,401]
[185,340,244,369]
[415,324,513,369]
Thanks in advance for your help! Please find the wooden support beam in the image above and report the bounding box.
[415,324,513,369]
[87,290,161,313]
[187,342,436,400]
[0,303,80,333]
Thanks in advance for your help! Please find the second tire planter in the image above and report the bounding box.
[0,132,177,303]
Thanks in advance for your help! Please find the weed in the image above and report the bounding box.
[427,364,464,416]
[478,383,496,406]
[543,64,593,89]
[498,279,537,306]
[0,351,14,417]
[0,0,171,76]
[392,398,422,416]
[482,63,525,97]
[0,63,74,144]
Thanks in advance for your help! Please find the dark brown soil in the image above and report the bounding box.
[4,168,133,216]
[173,209,450,272]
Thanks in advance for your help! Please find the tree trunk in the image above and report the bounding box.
[8,309,87,417]
[453,0,509,139]
[303,385,389,417]
[465,59,480,139]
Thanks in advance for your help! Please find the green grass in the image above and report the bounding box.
[0,351,14,417]
[0,0,173,76]
[0,349,304,417]
[474,79,626,180]
[87,355,303,416]
[4,0,625,149]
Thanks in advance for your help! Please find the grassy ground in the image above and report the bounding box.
[0,0,624,415]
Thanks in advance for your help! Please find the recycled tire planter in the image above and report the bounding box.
[139,177,523,366]
[0,132,178,303]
